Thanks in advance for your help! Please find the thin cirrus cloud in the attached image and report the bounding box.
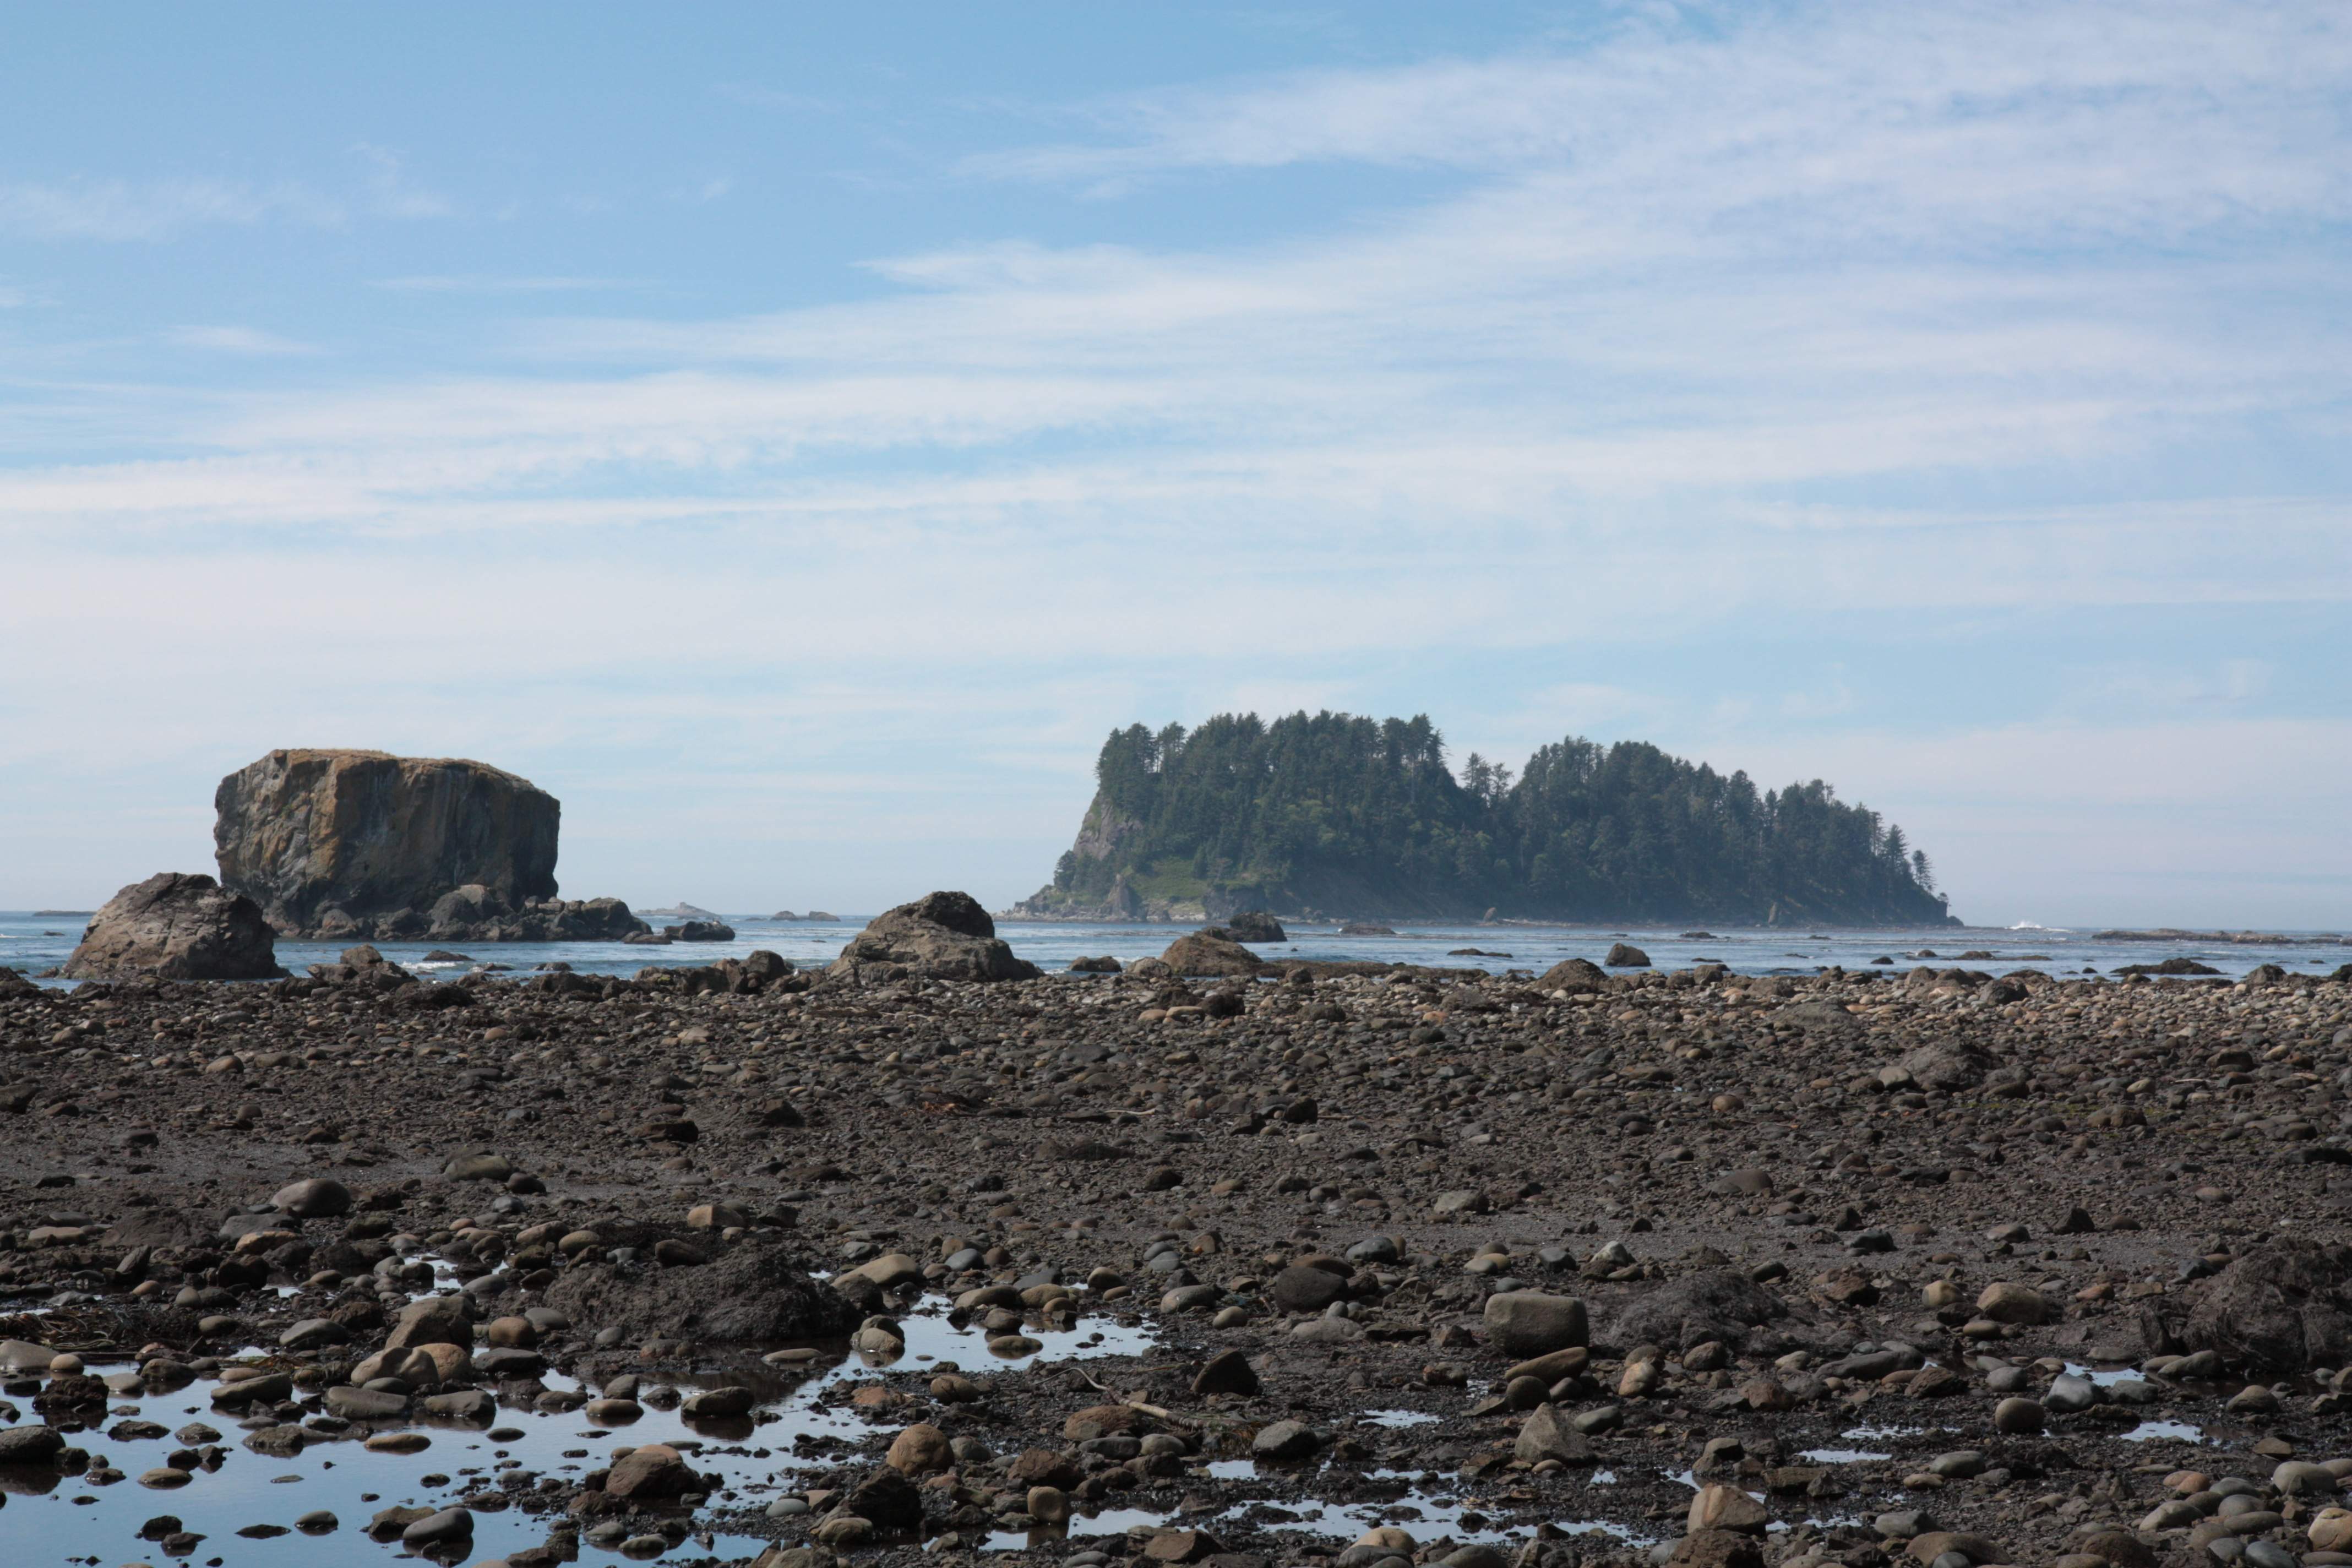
[971,1,2352,229]
[0,177,342,241]
[0,146,454,242]
[165,325,321,357]
[369,275,643,293]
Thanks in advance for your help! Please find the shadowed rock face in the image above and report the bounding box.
[62,872,285,980]
[215,749,560,938]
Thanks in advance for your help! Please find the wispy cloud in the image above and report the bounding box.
[970,2,2352,234]
[369,275,639,294]
[0,178,341,241]
[352,144,453,220]
[166,325,321,357]
[711,83,838,113]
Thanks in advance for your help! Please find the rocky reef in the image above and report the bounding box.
[60,871,285,980]
[214,749,649,943]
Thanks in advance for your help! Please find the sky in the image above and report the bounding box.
[2,2,2348,928]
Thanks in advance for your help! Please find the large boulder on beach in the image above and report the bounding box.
[0,967,38,1000]
[1605,1270,1793,1353]
[61,873,284,981]
[826,892,1041,984]
[2149,1239,2352,1373]
[546,1235,863,1344]
[1536,957,1608,993]
[1160,928,1270,978]
[215,749,562,938]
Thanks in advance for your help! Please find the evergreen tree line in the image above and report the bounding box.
[1047,711,1952,925]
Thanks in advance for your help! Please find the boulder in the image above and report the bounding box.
[605,1443,695,1499]
[1513,1403,1595,1464]
[1607,1270,1792,1353]
[845,1464,923,1532]
[385,1295,472,1352]
[1974,1282,2055,1326]
[826,892,1041,984]
[0,967,38,1000]
[546,1235,862,1344]
[1223,911,1288,944]
[885,1423,951,1474]
[1482,1292,1588,1356]
[1604,943,1651,968]
[1895,1042,1997,1091]
[1689,1483,1769,1535]
[2154,1240,2352,1372]
[1268,1264,1350,1313]
[61,873,284,980]
[1535,957,1609,993]
[1159,929,1270,978]
[0,1424,66,1464]
[271,1178,352,1218]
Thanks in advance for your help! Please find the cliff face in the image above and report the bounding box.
[215,750,576,940]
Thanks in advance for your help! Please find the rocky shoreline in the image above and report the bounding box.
[1,916,2350,1568]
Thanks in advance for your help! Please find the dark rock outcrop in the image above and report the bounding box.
[0,967,38,1000]
[1605,1270,1794,1353]
[1604,942,1651,968]
[1223,911,1287,944]
[423,885,647,943]
[61,873,285,981]
[214,749,650,943]
[545,1235,862,1344]
[2150,1240,2352,1372]
[826,892,1041,985]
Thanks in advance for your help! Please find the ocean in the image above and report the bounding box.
[2,911,2340,988]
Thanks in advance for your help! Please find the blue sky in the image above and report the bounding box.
[3,2,2348,927]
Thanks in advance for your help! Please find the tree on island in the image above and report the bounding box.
[1027,710,1954,926]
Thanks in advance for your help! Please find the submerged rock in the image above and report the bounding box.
[1222,911,1288,944]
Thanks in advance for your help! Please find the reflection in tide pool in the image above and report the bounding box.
[2121,1420,2207,1444]
[0,1291,1158,1564]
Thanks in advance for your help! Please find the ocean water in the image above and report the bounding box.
[2,911,2341,991]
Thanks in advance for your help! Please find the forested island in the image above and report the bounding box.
[1016,711,1956,927]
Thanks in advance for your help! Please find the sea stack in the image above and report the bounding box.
[214,749,648,942]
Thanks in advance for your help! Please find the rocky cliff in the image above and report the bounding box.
[214,749,648,942]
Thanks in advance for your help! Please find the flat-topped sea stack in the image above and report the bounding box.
[214,749,650,943]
